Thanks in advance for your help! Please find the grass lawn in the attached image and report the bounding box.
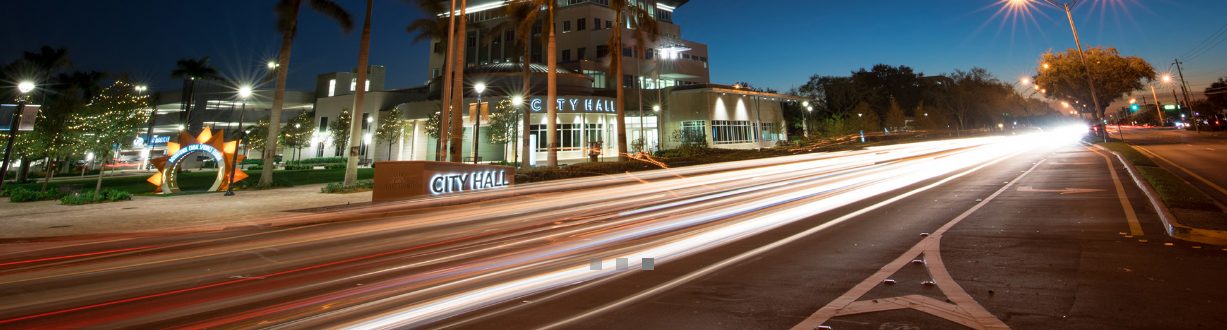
[7,168,374,196]
[1097,141,1218,212]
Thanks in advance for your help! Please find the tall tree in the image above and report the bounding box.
[329,108,353,158]
[169,57,220,131]
[69,81,150,194]
[852,101,881,132]
[500,1,536,169]
[2,46,71,183]
[884,96,906,131]
[282,111,316,162]
[609,0,659,161]
[376,108,406,161]
[262,0,353,187]
[1033,47,1155,129]
[511,0,559,167]
[405,0,453,162]
[343,0,374,186]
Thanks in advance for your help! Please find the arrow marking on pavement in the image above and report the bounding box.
[789,160,1049,330]
[1016,186,1104,194]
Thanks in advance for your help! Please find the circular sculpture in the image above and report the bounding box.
[146,127,247,194]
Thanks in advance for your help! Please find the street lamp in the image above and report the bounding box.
[1021,0,1106,140]
[471,82,486,164]
[225,85,253,196]
[1,81,36,190]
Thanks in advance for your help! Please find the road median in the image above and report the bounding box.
[1094,142,1227,246]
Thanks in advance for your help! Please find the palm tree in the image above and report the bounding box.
[492,1,536,169]
[169,57,220,132]
[608,0,658,161]
[445,0,469,163]
[343,0,374,186]
[262,0,353,187]
[405,0,453,162]
[510,0,559,167]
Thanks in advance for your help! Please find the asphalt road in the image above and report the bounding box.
[0,129,1223,329]
[1118,126,1227,207]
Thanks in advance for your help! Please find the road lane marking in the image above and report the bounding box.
[789,160,1046,330]
[1135,145,1227,197]
[1089,147,1145,236]
[536,148,1033,330]
[1016,186,1104,194]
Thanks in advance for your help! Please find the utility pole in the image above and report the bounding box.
[1173,59,1198,133]
[1049,0,1106,142]
[1149,84,1164,126]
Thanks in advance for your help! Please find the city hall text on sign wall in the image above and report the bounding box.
[530,97,617,113]
[429,170,511,195]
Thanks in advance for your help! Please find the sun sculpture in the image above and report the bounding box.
[146,127,247,194]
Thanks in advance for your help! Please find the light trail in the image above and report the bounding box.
[0,130,1086,328]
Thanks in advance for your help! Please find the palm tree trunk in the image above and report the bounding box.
[344,0,374,186]
[613,9,628,162]
[546,5,558,168]
[437,0,458,162]
[448,0,468,163]
[261,6,300,187]
[520,44,532,170]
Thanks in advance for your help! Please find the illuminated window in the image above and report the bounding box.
[712,120,755,144]
[678,121,707,145]
[531,123,602,152]
[760,122,779,141]
[328,79,336,97]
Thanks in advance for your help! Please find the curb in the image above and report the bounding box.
[1092,144,1227,246]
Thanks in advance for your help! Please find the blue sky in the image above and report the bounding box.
[2,0,1225,94]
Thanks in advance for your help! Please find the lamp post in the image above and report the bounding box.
[1026,0,1107,141]
[225,86,253,196]
[471,83,485,164]
[802,100,812,138]
[1,81,36,190]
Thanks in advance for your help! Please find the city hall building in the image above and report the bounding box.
[123,0,801,168]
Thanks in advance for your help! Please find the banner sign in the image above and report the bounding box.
[373,161,516,202]
[529,96,617,114]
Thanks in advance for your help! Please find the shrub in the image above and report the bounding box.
[7,187,63,202]
[320,179,374,194]
[59,189,132,205]
[284,164,314,171]
[286,157,347,166]
[324,163,346,170]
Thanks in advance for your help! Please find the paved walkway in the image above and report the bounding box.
[0,184,371,239]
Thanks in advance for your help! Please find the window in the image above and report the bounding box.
[531,124,601,151]
[623,47,634,57]
[597,45,609,58]
[623,74,635,88]
[316,142,325,157]
[584,70,607,89]
[318,117,329,133]
[711,120,755,144]
[577,47,587,61]
[361,113,370,130]
[577,18,587,31]
[594,18,602,30]
[562,49,572,62]
[605,20,612,29]
[678,121,707,145]
[431,68,442,78]
[563,20,571,33]
[645,48,654,60]
[760,122,779,141]
[334,143,344,156]
[328,79,336,97]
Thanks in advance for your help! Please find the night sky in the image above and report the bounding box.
[2,0,1225,95]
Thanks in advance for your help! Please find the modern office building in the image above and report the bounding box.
[104,0,801,169]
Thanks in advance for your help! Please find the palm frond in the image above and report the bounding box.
[308,0,355,32]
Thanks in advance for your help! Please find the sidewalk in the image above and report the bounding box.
[0,184,371,240]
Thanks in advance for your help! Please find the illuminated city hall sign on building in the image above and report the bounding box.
[529,96,617,114]
[372,161,515,202]
[146,127,247,194]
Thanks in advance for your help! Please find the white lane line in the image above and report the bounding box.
[789,160,1045,330]
[1088,147,1145,236]
[536,148,1032,330]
